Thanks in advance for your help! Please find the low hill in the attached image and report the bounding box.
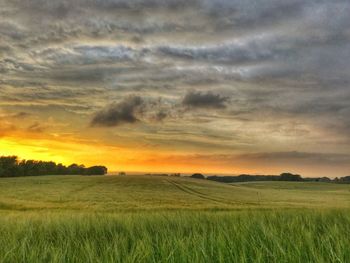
[0,175,349,212]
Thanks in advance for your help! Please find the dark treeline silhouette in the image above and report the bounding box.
[206,173,302,183]
[334,176,350,183]
[0,156,107,177]
[191,172,350,184]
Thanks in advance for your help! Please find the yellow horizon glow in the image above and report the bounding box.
[1,132,348,177]
[0,133,246,174]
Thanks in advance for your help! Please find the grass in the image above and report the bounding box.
[0,175,349,262]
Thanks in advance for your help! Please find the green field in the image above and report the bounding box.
[0,175,349,262]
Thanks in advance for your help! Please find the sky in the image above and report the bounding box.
[1,0,350,177]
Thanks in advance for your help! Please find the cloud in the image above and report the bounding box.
[12,112,31,119]
[0,124,17,137]
[1,0,350,175]
[34,45,146,66]
[0,111,19,137]
[0,21,27,40]
[90,95,173,127]
[166,151,350,166]
[0,111,31,120]
[90,96,143,127]
[153,110,168,122]
[182,91,229,109]
[234,151,350,165]
[157,39,279,65]
[27,122,47,133]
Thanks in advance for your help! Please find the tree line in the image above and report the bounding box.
[0,156,107,177]
[191,172,350,183]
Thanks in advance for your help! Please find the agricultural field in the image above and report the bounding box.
[0,175,349,262]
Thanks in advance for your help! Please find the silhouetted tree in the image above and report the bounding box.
[339,176,350,183]
[191,173,205,179]
[206,173,336,183]
[85,166,108,175]
[0,156,108,177]
[0,156,18,177]
[279,173,302,181]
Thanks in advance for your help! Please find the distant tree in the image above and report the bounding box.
[319,177,331,182]
[191,173,205,179]
[207,174,280,183]
[0,156,108,177]
[56,163,66,175]
[279,173,302,181]
[339,176,350,183]
[68,164,86,175]
[85,166,108,175]
[0,156,18,177]
[208,173,307,183]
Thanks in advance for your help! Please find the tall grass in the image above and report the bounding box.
[1,210,349,263]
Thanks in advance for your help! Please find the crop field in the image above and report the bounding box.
[0,175,349,262]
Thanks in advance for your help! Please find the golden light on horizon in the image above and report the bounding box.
[2,131,349,177]
[0,132,248,174]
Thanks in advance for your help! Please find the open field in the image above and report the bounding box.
[0,175,350,262]
[1,175,350,211]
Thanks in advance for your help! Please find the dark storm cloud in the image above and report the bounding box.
[90,95,172,127]
[182,91,229,109]
[91,96,143,127]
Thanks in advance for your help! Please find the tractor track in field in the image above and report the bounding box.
[167,179,238,206]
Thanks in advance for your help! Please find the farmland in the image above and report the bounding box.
[0,175,349,262]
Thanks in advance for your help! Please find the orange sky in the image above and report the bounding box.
[1,129,349,177]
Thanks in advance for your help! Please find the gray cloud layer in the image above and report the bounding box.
[1,0,350,175]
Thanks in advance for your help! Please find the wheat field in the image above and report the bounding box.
[0,175,349,262]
